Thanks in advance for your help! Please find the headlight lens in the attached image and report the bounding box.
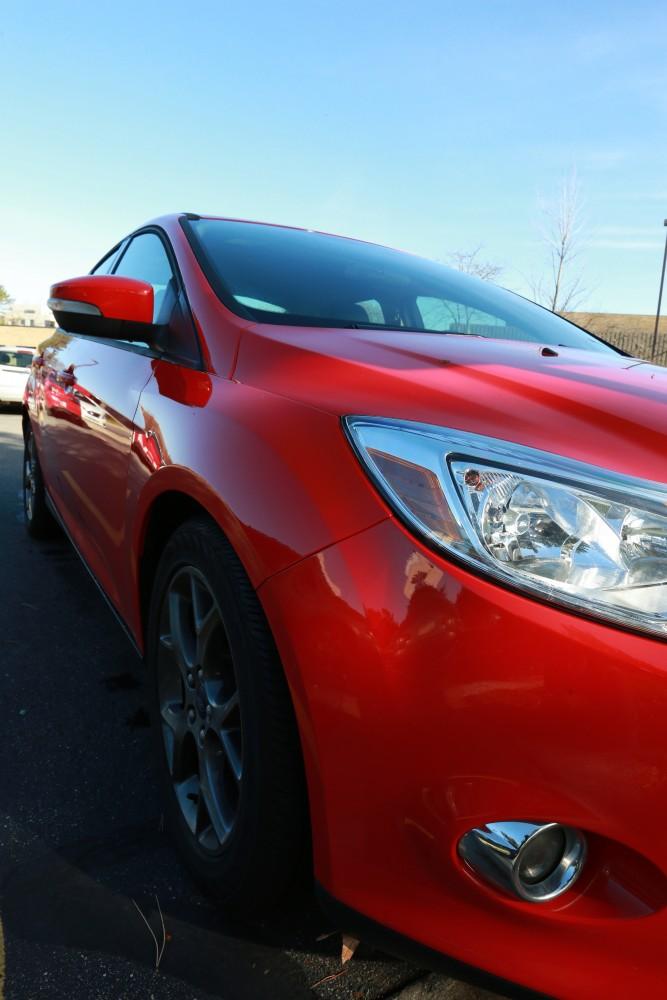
[345,416,667,636]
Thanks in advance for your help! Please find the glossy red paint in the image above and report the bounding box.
[260,518,667,997]
[49,274,154,323]
[24,215,667,999]
[233,324,667,483]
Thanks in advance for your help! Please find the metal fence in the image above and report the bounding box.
[594,328,667,367]
[462,322,667,367]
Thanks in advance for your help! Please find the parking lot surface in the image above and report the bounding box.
[0,410,504,1000]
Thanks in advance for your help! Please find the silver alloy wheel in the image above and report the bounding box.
[157,566,243,853]
[24,436,37,521]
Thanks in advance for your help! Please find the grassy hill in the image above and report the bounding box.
[0,325,53,349]
[3,317,666,365]
[567,312,664,363]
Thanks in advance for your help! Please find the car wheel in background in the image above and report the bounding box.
[146,516,309,916]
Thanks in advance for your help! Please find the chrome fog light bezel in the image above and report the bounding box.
[458,821,587,903]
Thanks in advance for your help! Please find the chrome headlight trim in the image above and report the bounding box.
[344,415,667,637]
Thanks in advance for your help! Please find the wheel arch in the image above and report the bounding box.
[138,489,214,647]
[135,472,271,645]
[22,405,32,442]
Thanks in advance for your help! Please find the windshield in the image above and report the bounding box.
[184,218,615,354]
[0,350,32,368]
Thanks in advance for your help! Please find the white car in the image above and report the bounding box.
[0,346,34,405]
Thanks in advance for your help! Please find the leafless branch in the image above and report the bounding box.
[448,245,503,283]
[530,171,588,314]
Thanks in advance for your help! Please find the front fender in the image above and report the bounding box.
[123,365,388,647]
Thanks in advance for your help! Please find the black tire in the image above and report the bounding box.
[146,515,309,916]
[23,425,56,539]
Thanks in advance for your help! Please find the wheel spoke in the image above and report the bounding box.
[174,774,200,834]
[199,752,232,846]
[210,692,242,781]
[160,703,190,779]
[221,730,243,782]
[190,573,212,628]
[163,588,195,683]
[211,690,239,728]
[195,605,218,666]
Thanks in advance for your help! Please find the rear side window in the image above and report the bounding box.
[0,350,32,368]
[113,233,200,364]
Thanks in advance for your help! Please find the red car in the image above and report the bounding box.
[24,215,667,999]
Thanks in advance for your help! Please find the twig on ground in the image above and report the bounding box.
[155,894,167,969]
[310,968,349,989]
[131,896,167,971]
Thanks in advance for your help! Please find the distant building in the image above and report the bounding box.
[1,302,55,328]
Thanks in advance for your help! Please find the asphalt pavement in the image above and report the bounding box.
[0,409,504,1000]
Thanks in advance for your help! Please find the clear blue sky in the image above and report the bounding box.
[3,0,667,314]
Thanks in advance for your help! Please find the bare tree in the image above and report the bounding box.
[448,246,503,283]
[530,172,587,314]
[430,246,504,333]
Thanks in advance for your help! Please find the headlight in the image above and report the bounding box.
[345,416,667,637]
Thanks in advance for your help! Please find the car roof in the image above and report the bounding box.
[142,212,414,260]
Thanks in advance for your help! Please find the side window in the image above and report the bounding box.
[416,296,523,339]
[113,233,199,363]
[91,242,125,275]
[356,298,384,324]
[114,233,174,323]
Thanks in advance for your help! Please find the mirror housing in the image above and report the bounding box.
[48,275,155,340]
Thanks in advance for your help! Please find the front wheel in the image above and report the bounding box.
[146,516,309,915]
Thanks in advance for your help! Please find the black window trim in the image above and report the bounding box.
[90,239,129,276]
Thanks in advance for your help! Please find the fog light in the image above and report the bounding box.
[458,821,586,902]
[517,825,566,885]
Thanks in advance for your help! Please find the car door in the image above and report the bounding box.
[41,230,200,613]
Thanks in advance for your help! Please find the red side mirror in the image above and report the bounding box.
[48,275,155,339]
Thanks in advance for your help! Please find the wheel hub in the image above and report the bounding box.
[194,683,208,719]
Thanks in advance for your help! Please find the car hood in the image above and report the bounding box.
[236,326,667,482]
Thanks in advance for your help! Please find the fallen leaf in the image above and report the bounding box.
[341,935,360,964]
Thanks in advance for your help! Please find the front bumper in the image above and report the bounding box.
[0,383,27,403]
[259,516,667,999]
